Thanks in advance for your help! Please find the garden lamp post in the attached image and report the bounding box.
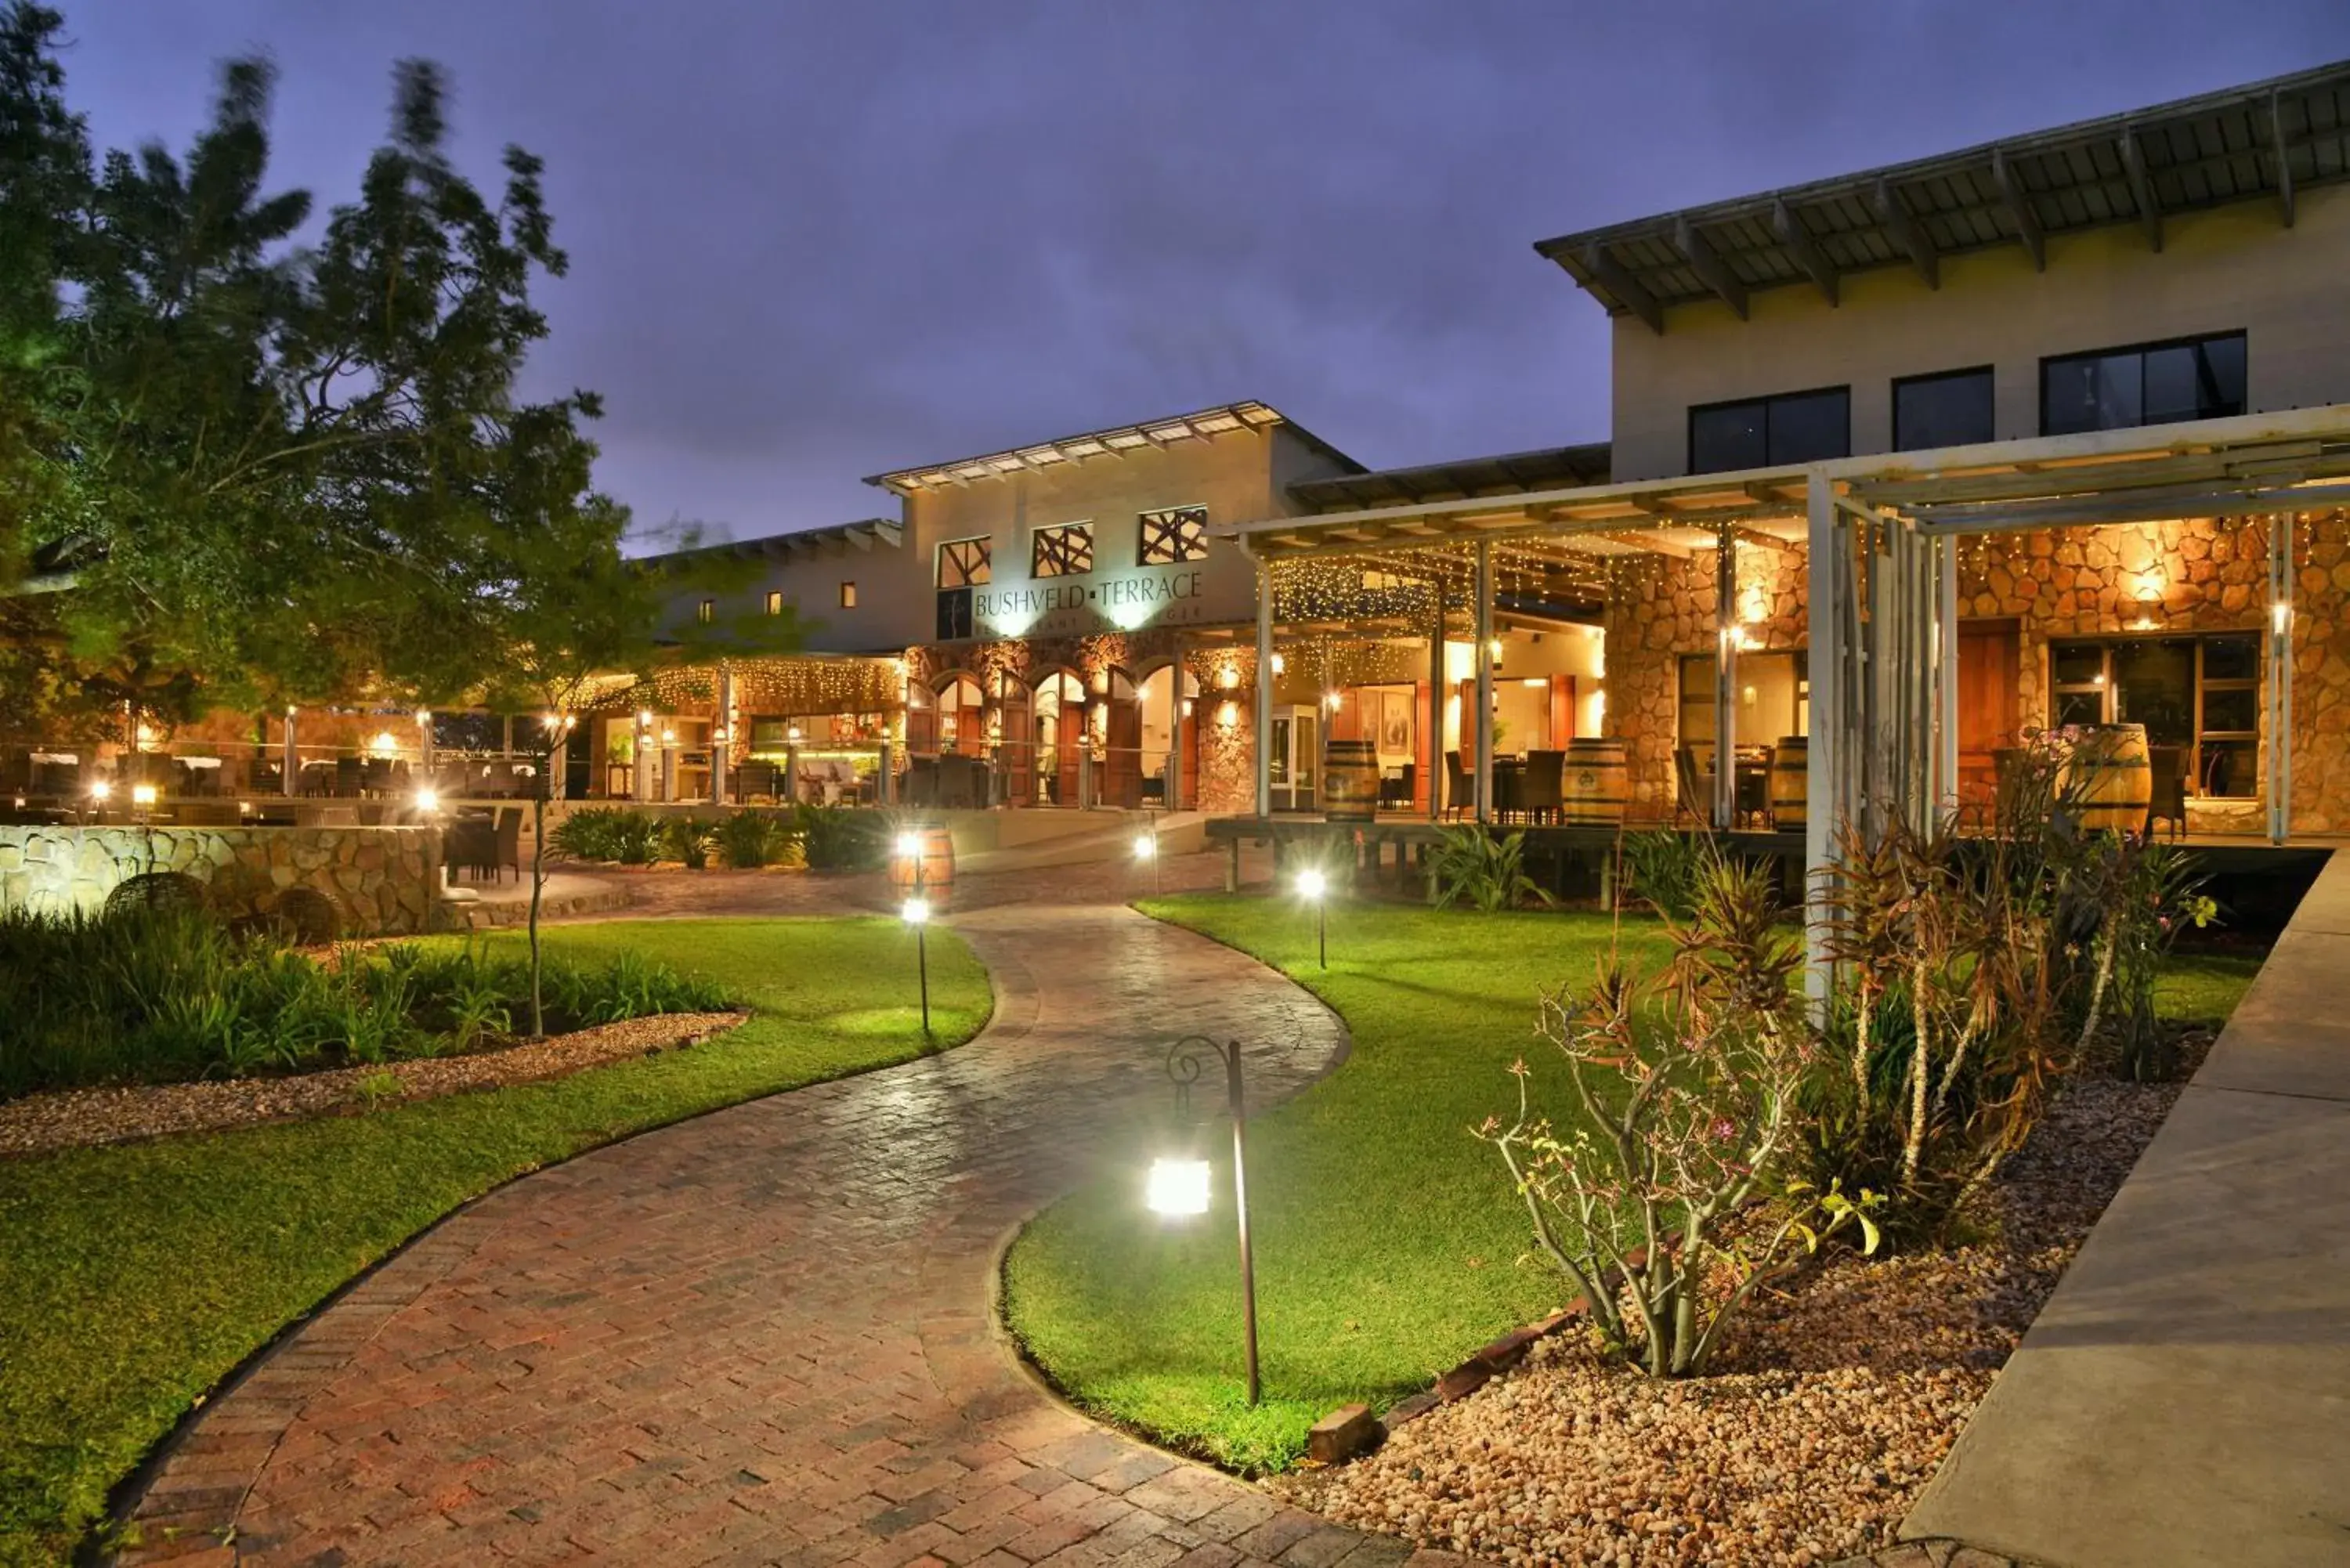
[902,893,931,1038]
[1147,1035,1260,1405]
[1134,829,1160,896]
[1296,867,1327,969]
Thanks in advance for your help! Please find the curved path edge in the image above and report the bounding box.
[114,904,1472,1568]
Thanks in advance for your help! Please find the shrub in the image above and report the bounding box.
[796,804,884,871]
[712,808,802,869]
[1426,826,1554,913]
[0,903,732,1097]
[1622,827,1703,919]
[548,807,661,865]
[1480,847,1877,1377]
[657,815,717,869]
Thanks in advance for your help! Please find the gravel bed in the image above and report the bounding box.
[0,1011,747,1158]
[1279,1035,2211,1568]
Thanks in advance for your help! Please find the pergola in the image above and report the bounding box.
[1217,403,2350,898]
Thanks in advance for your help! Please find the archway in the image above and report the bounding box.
[933,671,985,757]
[1136,663,1201,809]
[1032,670,1086,807]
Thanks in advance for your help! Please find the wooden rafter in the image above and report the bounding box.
[1872,179,1940,289]
[1771,199,1838,307]
[2270,89,2296,228]
[2119,127,2164,252]
[1582,243,1665,334]
[1990,148,2045,271]
[1674,217,1748,320]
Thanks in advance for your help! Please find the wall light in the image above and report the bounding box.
[2273,600,2293,634]
[1217,701,1238,728]
[131,782,158,808]
[1270,652,1285,675]
[1220,666,1240,689]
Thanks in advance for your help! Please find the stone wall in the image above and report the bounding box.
[1600,511,2350,835]
[1603,541,1810,814]
[0,825,439,934]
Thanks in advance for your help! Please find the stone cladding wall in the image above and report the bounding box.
[0,825,439,934]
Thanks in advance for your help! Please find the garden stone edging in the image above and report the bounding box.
[0,1010,747,1157]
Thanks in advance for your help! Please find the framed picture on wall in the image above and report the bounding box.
[1379,691,1413,753]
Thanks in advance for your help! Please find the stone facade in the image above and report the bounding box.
[1600,511,2350,834]
[0,825,439,934]
[1603,541,1810,815]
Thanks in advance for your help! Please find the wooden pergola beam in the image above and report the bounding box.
[1582,243,1665,334]
[1674,217,1748,320]
[1872,179,1940,289]
[1991,148,2045,272]
[1772,199,1838,307]
[2120,128,2164,252]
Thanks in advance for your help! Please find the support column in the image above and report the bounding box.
[1253,544,1274,818]
[1427,583,1445,822]
[1804,475,1844,1003]
[634,713,654,802]
[1714,531,1738,830]
[1935,535,1960,819]
[1473,540,1494,824]
[713,666,734,807]
[280,708,298,798]
[2268,512,2295,844]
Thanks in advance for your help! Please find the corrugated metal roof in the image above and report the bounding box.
[862,401,1363,495]
[1288,443,1611,511]
[1535,60,2350,331]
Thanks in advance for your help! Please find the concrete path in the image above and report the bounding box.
[1902,851,2350,1567]
[121,905,1454,1568]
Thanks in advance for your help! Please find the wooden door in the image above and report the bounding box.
[1057,703,1084,806]
[1414,680,1434,811]
[1957,619,2021,810]
[1106,699,1142,808]
[999,686,1032,805]
[906,699,938,756]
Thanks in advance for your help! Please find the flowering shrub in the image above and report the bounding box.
[1480,847,1878,1376]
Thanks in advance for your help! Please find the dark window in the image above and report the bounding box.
[1031,522,1094,578]
[1139,505,1208,565]
[935,588,974,641]
[2041,331,2246,436]
[1894,367,1995,450]
[1689,386,1849,473]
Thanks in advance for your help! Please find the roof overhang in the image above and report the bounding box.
[862,401,1359,496]
[1535,60,2350,333]
[651,517,903,567]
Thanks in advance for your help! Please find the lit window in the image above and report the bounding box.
[1139,505,1208,565]
[937,537,992,588]
[1032,522,1094,579]
[765,590,783,616]
[2041,331,2246,436]
[839,581,857,609]
[1689,387,1849,473]
[2051,632,2261,798]
[696,598,714,624]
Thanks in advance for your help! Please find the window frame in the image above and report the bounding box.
[1030,521,1094,579]
[1687,384,1851,474]
[696,598,714,625]
[838,580,857,609]
[2048,629,2265,799]
[1138,504,1209,565]
[2038,329,2247,437]
[1892,365,1996,452]
[935,536,992,589]
[763,590,784,616]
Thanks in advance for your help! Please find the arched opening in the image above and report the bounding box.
[1136,663,1201,809]
[1032,670,1086,807]
[934,671,985,757]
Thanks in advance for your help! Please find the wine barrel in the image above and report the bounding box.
[888,826,956,910]
[1323,739,1379,822]
[2066,723,2152,833]
[1560,738,1629,826]
[1769,736,1808,832]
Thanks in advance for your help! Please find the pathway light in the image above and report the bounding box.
[1148,1036,1260,1404]
[902,894,931,1037]
[1296,867,1329,969]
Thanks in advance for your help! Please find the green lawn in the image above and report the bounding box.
[1000,895,2265,1475]
[0,917,989,1568]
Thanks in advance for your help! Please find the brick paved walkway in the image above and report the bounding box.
[120,905,1463,1568]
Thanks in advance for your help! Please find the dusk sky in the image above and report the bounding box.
[53,2,2350,544]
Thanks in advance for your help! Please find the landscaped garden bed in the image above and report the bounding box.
[0,916,989,1568]
[1002,804,2261,1565]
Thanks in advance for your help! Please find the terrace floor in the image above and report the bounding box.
[1901,847,2350,1567]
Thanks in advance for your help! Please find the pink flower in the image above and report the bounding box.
[1710,1118,1737,1143]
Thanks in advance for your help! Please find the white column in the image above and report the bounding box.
[1935,535,1960,819]
[713,666,734,807]
[1804,475,1843,1004]
[2268,512,2295,844]
[1253,544,1274,818]
[1473,540,1494,824]
[1714,532,1738,830]
[1427,583,1445,822]
[280,708,298,797]
[633,714,653,802]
